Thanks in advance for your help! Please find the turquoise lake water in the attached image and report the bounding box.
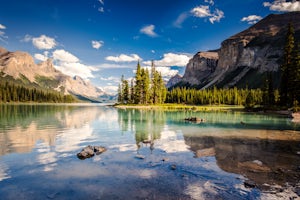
[0,104,299,199]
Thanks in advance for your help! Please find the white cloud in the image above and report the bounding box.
[52,49,96,79]
[99,0,104,5]
[96,63,134,69]
[106,54,141,62]
[92,40,104,49]
[205,0,214,5]
[54,62,94,79]
[190,5,224,24]
[99,76,120,83]
[0,24,6,29]
[98,7,104,13]
[263,0,300,12]
[32,35,56,50]
[140,66,179,81]
[103,86,118,94]
[209,9,224,24]
[34,53,48,61]
[174,12,189,28]
[0,24,7,43]
[53,49,79,63]
[241,15,262,24]
[191,5,211,18]
[143,53,191,67]
[20,34,32,42]
[140,24,158,37]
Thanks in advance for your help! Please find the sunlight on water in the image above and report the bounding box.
[0,104,299,199]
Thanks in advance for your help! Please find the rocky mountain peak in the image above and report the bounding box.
[179,12,300,89]
[181,51,218,86]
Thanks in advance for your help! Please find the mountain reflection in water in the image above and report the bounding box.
[0,104,299,199]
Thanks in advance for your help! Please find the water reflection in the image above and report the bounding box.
[0,104,106,156]
[183,129,300,189]
[0,105,299,199]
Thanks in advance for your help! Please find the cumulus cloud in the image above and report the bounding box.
[34,53,48,61]
[54,62,94,79]
[141,66,179,80]
[143,53,191,67]
[0,24,6,29]
[106,54,141,62]
[91,40,104,49]
[263,0,300,12]
[53,49,79,63]
[241,15,262,24]
[190,5,224,24]
[32,35,57,50]
[140,24,158,37]
[52,49,96,79]
[191,5,211,18]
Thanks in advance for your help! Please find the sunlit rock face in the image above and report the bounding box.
[183,130,300,188]
[181,51,218,86]
[179,12,300,89]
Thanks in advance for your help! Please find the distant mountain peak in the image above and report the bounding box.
[0,47,109,102]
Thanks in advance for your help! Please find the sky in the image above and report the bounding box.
[0,0,300,94]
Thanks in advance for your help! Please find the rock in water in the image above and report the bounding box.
[77,145,106,159]
[94,146,107,155]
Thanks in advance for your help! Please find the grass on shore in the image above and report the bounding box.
[114,103,244,111]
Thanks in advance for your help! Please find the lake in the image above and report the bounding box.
[0,104,299,200]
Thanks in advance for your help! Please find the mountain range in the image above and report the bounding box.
[169,11,300,89]
[0,47,113,102]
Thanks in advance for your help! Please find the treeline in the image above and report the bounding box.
[166,86,279,108]
[0,81,76,103]
[118,61,167,104]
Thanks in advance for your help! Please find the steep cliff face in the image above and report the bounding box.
[181,12,300,89]
[181,51,218,86]
[166,74,182,88]
[0,47,105,99]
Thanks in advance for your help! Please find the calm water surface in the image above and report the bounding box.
[0,104,299,200]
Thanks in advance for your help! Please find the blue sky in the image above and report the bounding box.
[0,0,299,94]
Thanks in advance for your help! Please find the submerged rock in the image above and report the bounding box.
[77,145,106,159]
[184,117,205,123]
[135,154,145,159]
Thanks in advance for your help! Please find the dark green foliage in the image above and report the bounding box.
[0,81,76,103]
[35,75,60,89]
[118,61,167,105]
[166,87,265,106]
[280,23,300,107]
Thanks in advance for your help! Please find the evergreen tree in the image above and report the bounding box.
[123,79,129,103]
[280,23,295,107]
[291,42,300,105]
[134,61,143,104]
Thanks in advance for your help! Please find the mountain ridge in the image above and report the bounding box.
[0,47,107,102]
[169,12,300,89]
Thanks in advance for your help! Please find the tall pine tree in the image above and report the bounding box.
[280,23,295,107]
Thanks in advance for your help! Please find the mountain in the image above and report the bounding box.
[0,47,107,102]
[175,12,300,89]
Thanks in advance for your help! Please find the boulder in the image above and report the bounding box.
[77,145,106,159]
